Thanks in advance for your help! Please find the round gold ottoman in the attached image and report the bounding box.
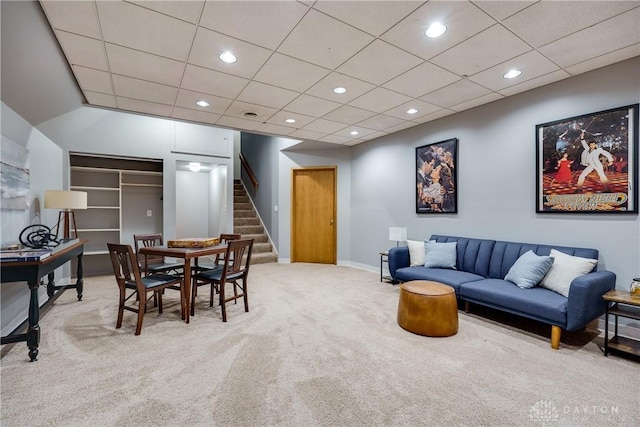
[397,280,458,337]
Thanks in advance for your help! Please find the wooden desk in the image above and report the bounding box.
[139,243,227,323]
[1,239,86,361]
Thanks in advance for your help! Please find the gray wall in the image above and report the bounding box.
[350,57,639,291]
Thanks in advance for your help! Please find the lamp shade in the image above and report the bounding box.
[389,227,407,242]
[45,190,87,210]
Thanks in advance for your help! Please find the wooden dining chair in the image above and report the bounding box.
[133,233,184,276]
[192,233,242,273]
[191,238,254,321]
[107,243,185,335]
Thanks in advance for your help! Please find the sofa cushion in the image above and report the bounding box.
[430,235,495,277]
[424,241,457,269]
[459,279,568,326]
[395,267,483,292]
[504,250,554,289]
[540,249,598,297]
[407,239,425,266]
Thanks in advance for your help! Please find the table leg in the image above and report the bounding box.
[604,303,609,356]
[27,279,41,362]
[46,272,55,298]
[183,259,191,324]
[76,252,84,301]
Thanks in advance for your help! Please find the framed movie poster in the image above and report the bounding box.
[416,138,458,213]
[536,104,638,213]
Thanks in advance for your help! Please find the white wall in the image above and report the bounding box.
[176,170,210,238]
[1,102,64,335]
[209,165,228,236]
[350,57,640,292]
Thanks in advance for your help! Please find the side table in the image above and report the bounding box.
[602,290,640,358]
[380,251,391,283]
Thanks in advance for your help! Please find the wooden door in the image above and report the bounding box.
[291,167,336,264]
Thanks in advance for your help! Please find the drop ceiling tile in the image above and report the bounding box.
[381,1,496,60]
[277,9,374,69]
[225,101,278,122]
[175,89,232,115]
[55,31,108,71]
[313,1,420,36]
[171,107,220,125]
[420,79,492,108]
[199,0,309,50]
[337,39,423,85]
[355,114,406,132]
[188,27,273,79]
[117,97,173,117]
[333,126,377,139]
[323,105,377,125]
[539,9,640,68]
[96,1,195,61]
[468,50,560,91]
[105,44,184,87]
[84,91,117,108]
[73,66,112,94]
[348,87,412,114]
[305,72,376,103]
[252,122,297,136]
[362,131,387,141]
[503,1,638,48]
[283,94,341,117]
[471,1,536,21]
[410,109,456,124]
[40,1,101,38]
[384,100,442,120]
[385,121,421,134]
[288,129,327,141]
[431,25,532,76]
[343,139,365,147]
[319,134,352,145]
[112,75,177,105]
[237,81,299,109]
[181,65,249,99]
[302,119,348,134]
[129,0,204,24]
[253,53,330,92]
[266,111,316,129]
[498,69,571,97]
[565,44,640,77]
[449,92,503,113]
[383,61,461,97]
[216,115,258,131]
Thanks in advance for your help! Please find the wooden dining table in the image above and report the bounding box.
[138,243,227,323]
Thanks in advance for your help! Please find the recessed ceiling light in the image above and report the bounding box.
[285,118,296,124]
[196,100,209,107]
[188,162,201,172]
[350,131,359,136]
[425,22,447,38]
[503,69,522,79]
[407,108,419,115]
[219,51,237,63]
[333,87,347,94]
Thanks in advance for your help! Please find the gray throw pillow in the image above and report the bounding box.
[424,241,457,269]
[504,250,554,289]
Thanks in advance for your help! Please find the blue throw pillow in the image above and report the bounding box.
[504,250,554,289]
[424,241,457,269]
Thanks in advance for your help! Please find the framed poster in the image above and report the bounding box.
[416,138,458,213]
[536,104,638,213]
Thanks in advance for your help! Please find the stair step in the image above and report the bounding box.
[234,225,264,235]
[241,233,268,243]
[233,180,277,265]
[252,242,273,253]
[235,210,256,219]
[251,252,278,264]
[235,217,260,226]
[235,202,253,210]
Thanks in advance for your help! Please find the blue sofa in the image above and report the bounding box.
[388,235,616,349]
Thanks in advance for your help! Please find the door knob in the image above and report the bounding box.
[330,219,334,225]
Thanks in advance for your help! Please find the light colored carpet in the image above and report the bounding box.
[1,263,638,426]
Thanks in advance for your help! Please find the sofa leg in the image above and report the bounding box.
[464,301,470,313]
[551,325,561,350]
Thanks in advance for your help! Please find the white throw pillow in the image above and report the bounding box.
[540,249,597,297]
[407,239,425,266]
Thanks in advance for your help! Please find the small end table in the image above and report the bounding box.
[380,251,391,283]
[602,290,640,358]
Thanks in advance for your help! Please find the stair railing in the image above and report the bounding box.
[239,153,259,190]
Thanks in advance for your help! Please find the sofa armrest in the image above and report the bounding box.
[388,247,410,281]
[566,270,616,331]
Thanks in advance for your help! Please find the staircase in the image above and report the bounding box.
[233,180,278,264]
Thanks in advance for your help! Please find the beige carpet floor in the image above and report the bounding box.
[1,263,638,426]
